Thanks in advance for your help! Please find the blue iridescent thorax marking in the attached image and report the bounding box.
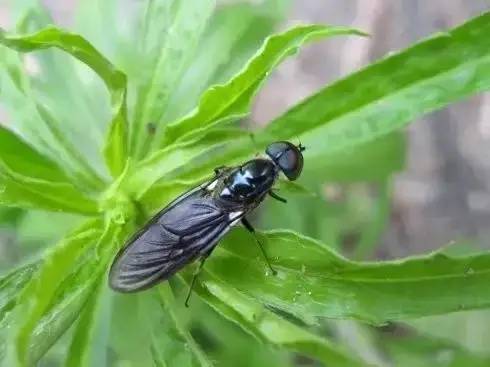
[220,159,277,202]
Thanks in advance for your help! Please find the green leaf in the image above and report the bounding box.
[28,259,114,364]
[11,219,103,365]
[127,128,242,199]
[109,294,154,366]
[0,125,98,214]
[167,130,405,200]
[0,47,105,191]
[191,297,292,367]
[166,137,255,186]
[257,12,490,154]
[159,24,365,147]
[176,13,488,188]
[0,27,125,102]
[74,0,120,61]
[64,280,104,367]
[26,274,100,365]
[207,0,289,86]
[0,26,129,177]
[0,263,38,325]
[181,272,366,367]
[103,89,128,177]
[0,125,68,182]
[130,0,216,159]
[152,286,214,367]
[139,179,194,215]
[16,5,110,174]
[0,207,25,229]
[0,162,98,215]
[4,219,130,365]
[204,228,490,325]
[164,1,284,122]
[0,264,38,361]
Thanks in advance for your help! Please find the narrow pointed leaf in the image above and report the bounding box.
[27,223,127,365]
[0,264,39,361]
[65,281,104,367]
[130,0,216,159]
[0,26,129,177]
[152,286,214,367]
[205,228,490,324]
[0,162,98,215]
[0,264,38,325]
[177,13,489,188]
[258,12,490,153]
[0,47,105,190]
[0,125,67,182]
[164,1,283,122]
[3,220,130,365]
[128,128,242,198]
[0,126,98,214]
[159,25,365,147]
[11,219,103,365]
[181,273,366,367]
[103,90,128,177]
[16,5,109,172]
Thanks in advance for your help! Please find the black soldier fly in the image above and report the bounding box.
[109,141,305,306]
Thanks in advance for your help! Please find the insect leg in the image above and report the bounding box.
[185,250,212,307]
[241,218,277,275]
[269,190,287,203]
[214,166,227,176]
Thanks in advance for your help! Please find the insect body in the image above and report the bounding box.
[109,141,305,304]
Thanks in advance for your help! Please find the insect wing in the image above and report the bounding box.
[109,181,243,292]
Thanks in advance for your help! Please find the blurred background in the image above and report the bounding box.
[1,1,490,366]
[256,0,490,258]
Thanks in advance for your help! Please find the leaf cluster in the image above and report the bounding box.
[0,1,489,366]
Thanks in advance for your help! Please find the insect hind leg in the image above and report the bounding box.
[185,249,213,307]
[241,217,277,275]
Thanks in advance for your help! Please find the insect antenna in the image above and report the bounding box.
[296,136,306,152]
[248,132,262,157]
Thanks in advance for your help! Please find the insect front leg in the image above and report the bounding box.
[269,190,287,203]
[241,217,277,275]
[214,166,228,176]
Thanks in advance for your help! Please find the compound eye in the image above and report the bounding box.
[278,148,303,180]
[265,142,289,160]
[266,141,304,181]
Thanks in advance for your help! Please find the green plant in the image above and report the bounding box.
[0,1,489,366]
